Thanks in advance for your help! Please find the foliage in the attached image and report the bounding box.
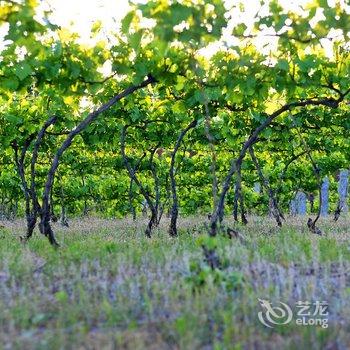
[0,0,349,236]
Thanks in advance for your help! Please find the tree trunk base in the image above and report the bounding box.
[39,220,60,247]
[20,215,37,242]
[202,245,221,270]
[307,218,322,235]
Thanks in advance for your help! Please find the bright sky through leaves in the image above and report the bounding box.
[42,0,345,59]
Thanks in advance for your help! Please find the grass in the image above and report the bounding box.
[0,215,350,349]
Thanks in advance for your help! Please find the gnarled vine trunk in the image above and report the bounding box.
[11,116,57,240]
[39,76,156,245]
[169,119,197,236]
[249,146,284,227]
[209,97,342,236]
[120,124,159,238]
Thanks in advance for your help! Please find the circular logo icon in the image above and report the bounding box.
[258,298,293,328]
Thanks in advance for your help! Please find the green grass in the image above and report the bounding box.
[0,216,350,349]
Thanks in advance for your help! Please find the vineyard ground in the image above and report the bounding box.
[0,216,350,349]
